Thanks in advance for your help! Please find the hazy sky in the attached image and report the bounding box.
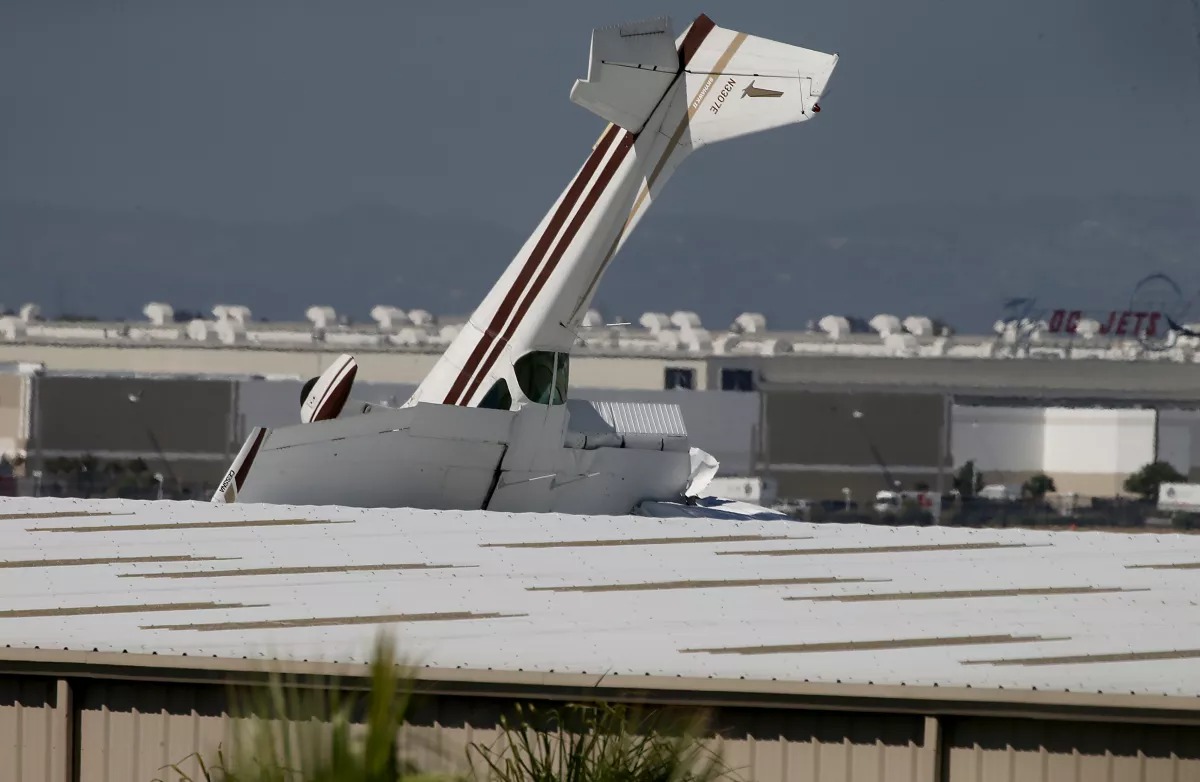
[4,0,1200,233]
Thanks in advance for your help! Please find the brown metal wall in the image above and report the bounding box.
[0,374,25,454]
[34,375,234,455]
[705,707,930,782]
[4,672,1200,782]
[0,677,60,782]
[74,679,231,782]
[943,715,1200,781]
[60,677,932,782]
[762,390,949,500]
[764,390,947,467]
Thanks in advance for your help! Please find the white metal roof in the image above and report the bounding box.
[1,497,1199,698]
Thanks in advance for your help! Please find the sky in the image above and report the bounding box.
[4,1,1200,222]
[2,0,1200,326]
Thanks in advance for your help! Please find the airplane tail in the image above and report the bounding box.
[567,15,838,315]
[674,20,837,149]
[404,14,837,410]
[569,15,837,143]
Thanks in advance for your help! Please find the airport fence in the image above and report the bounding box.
[0,470,1185,531]
[794,494,1171,531]
[1,474,213,502]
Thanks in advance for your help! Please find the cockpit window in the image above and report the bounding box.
[478,379,513,411]
[553,352,569,403]
[514,351,569,405]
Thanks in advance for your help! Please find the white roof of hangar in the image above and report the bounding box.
[0,497,1198,699]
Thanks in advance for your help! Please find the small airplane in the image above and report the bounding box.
[213,13,838,515]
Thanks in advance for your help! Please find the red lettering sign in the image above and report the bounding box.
[1039,308,1166,337]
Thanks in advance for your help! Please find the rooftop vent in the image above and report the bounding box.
[731,312,767,334]
[143,302,174,326]
[869,313,902,336]
[903,315,935,337]
[818,315,851,340]
[370,305,410,331]
[212,305,251,325]
[639,312,671,334]
[407,309,435,327]
[306,306,337,329]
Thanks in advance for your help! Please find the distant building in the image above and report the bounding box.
[3,303,1200,500]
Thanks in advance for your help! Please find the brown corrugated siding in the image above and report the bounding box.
[942,716,1200,781]
[0,374,25,456]
[62,678,931,782]
[709,707,929,782]
[0,677,58,782]
[3,672,1198,782]
[75,679,229,782]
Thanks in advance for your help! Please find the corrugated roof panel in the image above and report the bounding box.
[591,400,688,437]
[0,496,1197,699]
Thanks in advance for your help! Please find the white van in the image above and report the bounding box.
[977,484,1021,501]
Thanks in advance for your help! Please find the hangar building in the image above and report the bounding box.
[4,304,1200,502]
[1,497,1198,782]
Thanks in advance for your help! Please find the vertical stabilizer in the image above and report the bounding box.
[406,14,837,411]
[568,16,679,132]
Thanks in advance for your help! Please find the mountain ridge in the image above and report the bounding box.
[3,195,1197,332]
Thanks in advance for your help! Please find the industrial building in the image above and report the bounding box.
[1,497,1198,781]
[4,303,1200,502]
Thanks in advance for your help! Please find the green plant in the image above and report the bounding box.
[1022,472,1056,500]
[154,633,446,782]
[155,638,729,782]
[467,703,731,782]
[952,461,984,499]
[1124,460,1187,502]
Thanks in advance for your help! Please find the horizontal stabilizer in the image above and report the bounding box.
[570,16,679,132]
[211,426,267,504]
[300,353,357,423]
[682,27,838,149]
